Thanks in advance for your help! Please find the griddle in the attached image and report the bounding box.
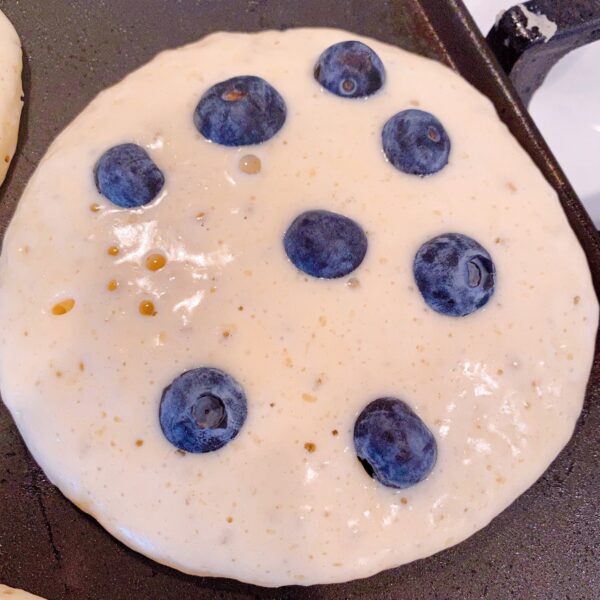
[0,1,598,599]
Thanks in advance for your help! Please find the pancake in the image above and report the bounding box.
[0,584,44,599]
[0,29,596,587]
[0,9,23,187]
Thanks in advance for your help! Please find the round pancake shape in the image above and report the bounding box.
[0,29,597,587]
[0,9,23,187]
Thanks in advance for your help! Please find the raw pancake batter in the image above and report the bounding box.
[0,9,23,187]
[0,584,44,599]
[0,29,597,586]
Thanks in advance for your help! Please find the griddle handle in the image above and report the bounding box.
[486,1,600,106]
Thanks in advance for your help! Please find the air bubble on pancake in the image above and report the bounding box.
[145,252,167,272]
[239,154,262,175]
[304,442,317,453]
[51,298,75,316]
[139,300,157,316]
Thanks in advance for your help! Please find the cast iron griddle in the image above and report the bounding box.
[0,1,598,599]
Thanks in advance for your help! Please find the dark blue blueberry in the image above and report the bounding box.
[314,41,385,98]
[284,209,368,279]
[159,367,247,453]
[94,143,165,208]
[413,233,496,317]
[353,397,437,489]
[382,109,450,176]
[194,76,286,146]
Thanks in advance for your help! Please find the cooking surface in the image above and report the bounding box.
[0,1,598,599]
[465,0,600,227]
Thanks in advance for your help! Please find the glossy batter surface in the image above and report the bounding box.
[0,29,597,587]
[0,9,22,187]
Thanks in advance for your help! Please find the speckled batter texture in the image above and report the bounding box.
[0,29,597,587]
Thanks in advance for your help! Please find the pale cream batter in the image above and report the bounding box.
[0,584,45,599]
[0,9,23,187]
[0,29,597,587]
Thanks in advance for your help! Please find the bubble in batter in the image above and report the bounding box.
[51,298,75,316]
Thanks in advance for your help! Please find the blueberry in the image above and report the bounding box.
[284,209,368,279]
[159,367,247,453]
[354,398,437,489]
[413,233,496,317]
[94,143,165,208]
[194,76,286,146]
[382,109,450,176]
[314,41,385,98]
